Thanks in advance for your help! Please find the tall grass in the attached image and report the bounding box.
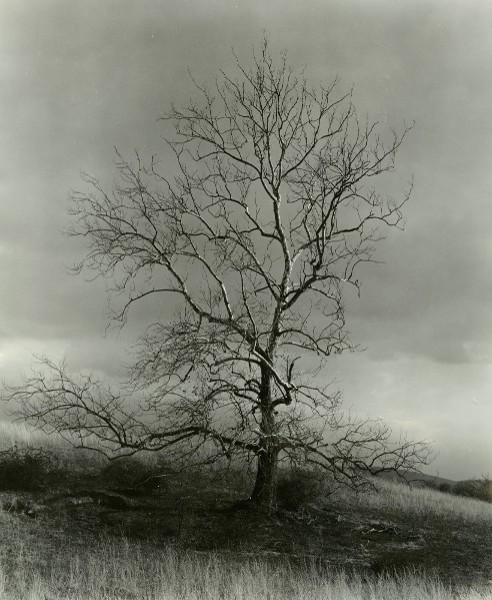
[0,420,111,477]
[0,420,65,451]
[350,478,492,524]
[0,494,491,600]
[1,419,492,598]
[0,536,489,600]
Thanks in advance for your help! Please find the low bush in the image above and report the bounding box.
[453,478,492,503]
[276,468,323,511]
[0,445,62,491]
[99,454,171,492]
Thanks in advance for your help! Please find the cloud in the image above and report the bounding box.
[346,197,492,365]
[2,0,492,479]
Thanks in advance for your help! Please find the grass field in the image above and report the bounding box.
[0,423,491,599]
[0,528,490,600]
[357,477,492,523]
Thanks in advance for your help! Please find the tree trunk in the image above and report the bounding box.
[250,365,279,513]
[250,443,279,512]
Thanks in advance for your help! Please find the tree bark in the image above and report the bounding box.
[250,366,279,513]
[250,443,279,512]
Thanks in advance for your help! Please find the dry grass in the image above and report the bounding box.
[0,525,489,600]
[0,420,491,598]
[347,478,492,524]
[0,420,67,451]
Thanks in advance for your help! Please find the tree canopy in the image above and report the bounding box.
[5,40,431,510]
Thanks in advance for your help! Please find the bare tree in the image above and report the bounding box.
[5,40,431,511]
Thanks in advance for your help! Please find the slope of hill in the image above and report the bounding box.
[377,469,457,488]
[0,461,491,599]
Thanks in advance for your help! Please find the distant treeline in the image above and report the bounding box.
[379,470,492,505]
[431,477,492,503]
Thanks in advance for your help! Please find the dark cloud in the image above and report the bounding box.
[2,0,492,478]
[345,182,492,365]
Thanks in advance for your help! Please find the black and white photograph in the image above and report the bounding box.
[1,1,492,597]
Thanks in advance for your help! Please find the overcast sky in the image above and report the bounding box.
[1,0,492,480]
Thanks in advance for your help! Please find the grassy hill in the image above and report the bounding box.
[378,469,457,488]
[0,429,491,598]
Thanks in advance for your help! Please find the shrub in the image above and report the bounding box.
[0,445,61,491]
[454,478,492,503]
[276,468,323,511]
[437,482,451,494]
[100,454,170,492]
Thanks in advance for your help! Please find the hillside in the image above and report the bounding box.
[378,469,457,488]
[0,449,492,598]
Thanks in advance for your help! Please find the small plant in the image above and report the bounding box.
[2,495,38,518]
[0,445,61,491]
